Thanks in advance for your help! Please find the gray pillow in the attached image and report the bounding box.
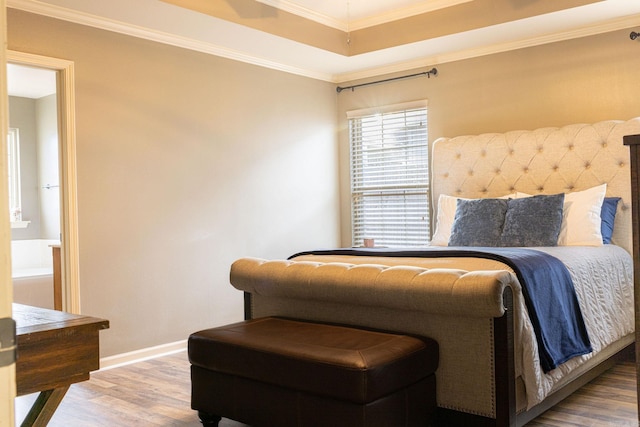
[448,198,508,246]
[500,194,565,247]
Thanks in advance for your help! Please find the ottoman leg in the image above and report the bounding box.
[197,411,222,426]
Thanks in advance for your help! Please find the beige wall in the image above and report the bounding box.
[337,29,640,246]
[9,94,59,241]
[7,9,340,356]
[36,94,60,240]
[8,96,40,240]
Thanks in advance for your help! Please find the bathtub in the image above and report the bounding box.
[11,239,59,309]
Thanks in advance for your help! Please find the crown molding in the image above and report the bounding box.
[333,13,640,83]
[255,0,344,31]
[7,0,336,82]
[7,0,640,85]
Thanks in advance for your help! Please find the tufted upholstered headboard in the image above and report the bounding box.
[431,118,640,254]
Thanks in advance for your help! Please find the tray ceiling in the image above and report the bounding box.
[6,0,640,83]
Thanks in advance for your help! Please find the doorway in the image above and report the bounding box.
[8,63,59,310]
[6,51,80,313]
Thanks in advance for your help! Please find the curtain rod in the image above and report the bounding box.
[336,67,438,93]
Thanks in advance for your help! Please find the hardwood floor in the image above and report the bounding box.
[15,351,638,426]
[525,360,638,427]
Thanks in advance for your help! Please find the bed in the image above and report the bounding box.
[229,117,640,426]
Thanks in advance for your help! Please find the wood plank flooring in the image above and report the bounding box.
[525,360,637,427]
[15,351,638,426]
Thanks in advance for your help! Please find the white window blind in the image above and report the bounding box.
[348,101,430,248]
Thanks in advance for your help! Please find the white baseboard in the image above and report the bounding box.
[99,339,188,371]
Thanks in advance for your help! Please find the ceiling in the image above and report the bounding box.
[7,63,56,99]
[6,0,640,89]
[253,0,474,30]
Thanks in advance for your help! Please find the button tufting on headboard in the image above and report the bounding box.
[431,117,640,254]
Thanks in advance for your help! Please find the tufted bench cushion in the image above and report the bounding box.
[189,317,439,427]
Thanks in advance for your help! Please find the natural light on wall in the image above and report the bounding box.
[7,127,28,228]
[348,100,429,248]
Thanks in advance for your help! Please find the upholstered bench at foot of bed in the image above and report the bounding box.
[188,317,439,427]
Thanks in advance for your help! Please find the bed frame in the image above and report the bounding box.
[429,118,640,426]
[623,132,640,425]
[235,118,640,426]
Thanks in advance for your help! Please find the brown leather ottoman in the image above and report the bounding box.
[189,317,439,427]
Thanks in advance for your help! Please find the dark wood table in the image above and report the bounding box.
[14,303,109,427]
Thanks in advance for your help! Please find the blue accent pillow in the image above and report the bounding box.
[601,197,620,244]
[448,198,508,246]
[500,194,565,247]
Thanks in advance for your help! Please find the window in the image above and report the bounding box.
[348,101,430,248]
[7,127,22,222]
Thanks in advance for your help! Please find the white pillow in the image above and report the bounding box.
[430,193,516,246]
[430,194,465,246]
[558,184,606,246]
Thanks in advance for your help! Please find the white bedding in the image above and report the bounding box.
[293,245,634,410]
[520,245,634,408]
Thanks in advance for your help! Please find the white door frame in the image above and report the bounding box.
[1,2,17,425]
[7,50,81,314]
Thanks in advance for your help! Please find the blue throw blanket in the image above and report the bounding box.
[289,247,592,373]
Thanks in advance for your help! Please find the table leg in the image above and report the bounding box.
[20,385,70,427]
